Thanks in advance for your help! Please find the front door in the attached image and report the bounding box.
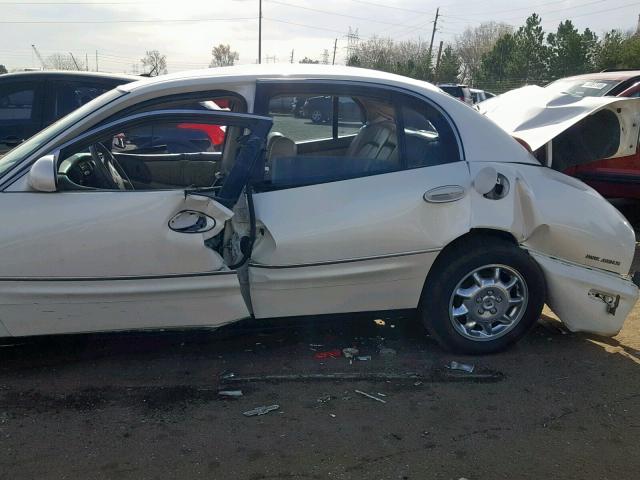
[249,81,471,318]
[0,110,271,336]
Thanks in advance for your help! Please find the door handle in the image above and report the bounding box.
[423,185,466,203]
[169,210,216,233]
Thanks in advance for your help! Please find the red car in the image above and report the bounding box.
[544,70,640,199]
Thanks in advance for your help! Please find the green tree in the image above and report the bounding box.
[436,45,461,83]
[509,13,548,82]
[547,21,597,78]
[0,65,7,74]
[594,30,625,70]
[478,33,517,87]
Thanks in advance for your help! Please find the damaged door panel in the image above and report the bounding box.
[0,110,272,336]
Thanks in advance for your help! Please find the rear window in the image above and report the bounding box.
[544,79,620,98]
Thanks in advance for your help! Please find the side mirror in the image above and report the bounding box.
[27,154,57,192]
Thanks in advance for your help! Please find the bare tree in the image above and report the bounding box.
[210,44,239,67]
[46,53,86,71]
[141,50,167,76]
[299,57,319,64]
[455,22,512,85]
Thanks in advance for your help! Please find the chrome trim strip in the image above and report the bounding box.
[248,249,440,269]
[0,270,236,282]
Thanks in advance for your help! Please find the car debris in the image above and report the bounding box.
[218,390,243,398]
[243,404,280,417]
[447,361,475,373]
[356,355,372,361]
[374,319,386,326]
[354,389,387,403]
[314,349,342,360]
[379,347,397,357]
[220,371,237,380]
[342,347,359,358]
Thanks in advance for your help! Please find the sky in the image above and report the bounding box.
[0,0,639,73]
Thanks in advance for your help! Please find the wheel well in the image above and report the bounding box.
[419,229,520,305]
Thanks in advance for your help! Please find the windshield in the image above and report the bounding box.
[544,78,620,98]
[0,88,126,180]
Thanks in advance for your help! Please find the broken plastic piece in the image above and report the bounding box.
[447,361,475,373]
[218,390,243,398]
[220,371,236,380]
[243,404,280,417]
[374,319,386,326]
[356,355,372,361]
[314,349,342,360]
[342,347,359,359]
[354,389,387,403]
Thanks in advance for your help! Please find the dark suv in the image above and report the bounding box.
[0,71,138,155]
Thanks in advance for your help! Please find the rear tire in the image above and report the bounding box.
[420,236,545,354]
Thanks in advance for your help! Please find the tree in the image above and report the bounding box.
[478,33,517,87]
[346,36,432,81]
[547,21,598,78]
[46,53,86,71]
[455,22,513,85]
[0,65,7,75]
[210,44,239,67]
[594,30,626,70]
[141,50,167,76]
[509,13,548,82]
[299,57,319,64]
[436,45,461,83]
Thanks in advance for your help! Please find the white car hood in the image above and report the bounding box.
[478,85,640,156]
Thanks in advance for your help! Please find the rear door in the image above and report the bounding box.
[0,79,44,154]
[249,80,470,318]
[0,110,271,336]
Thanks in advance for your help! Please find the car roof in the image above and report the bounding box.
[557,70,640,82]
[436,83,468,87]
[119,64,444,95]
[0,70,139,83]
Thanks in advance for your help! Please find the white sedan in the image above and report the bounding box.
[0,65,637,354]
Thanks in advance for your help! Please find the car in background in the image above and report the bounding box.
[0,71,229,157]
[543,70,640,199]
[470,88,495,104]
[437,83,473,105]
[302,95,363,123]
[0,71,137,155]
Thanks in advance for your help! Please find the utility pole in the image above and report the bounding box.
[258,0,262,64]
[85,53,89,71]
[332,38,337,65]
[434,40,443,82]
[95,50,99,71]
[69,52,80,70]
[290,49,294,63]
[427,7,440,63]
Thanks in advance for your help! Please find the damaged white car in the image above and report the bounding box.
[0,65,637,354]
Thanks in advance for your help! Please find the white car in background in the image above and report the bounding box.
[0,65,637,354]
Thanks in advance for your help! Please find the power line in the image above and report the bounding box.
[264,0,423,27]
[0,16,255,24]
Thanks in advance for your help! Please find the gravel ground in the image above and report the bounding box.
[0,201,638,480]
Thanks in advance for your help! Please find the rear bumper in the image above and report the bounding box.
[530,251,639,336]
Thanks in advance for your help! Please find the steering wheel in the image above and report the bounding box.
[89,142,134,190]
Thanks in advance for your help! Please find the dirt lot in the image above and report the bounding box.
[0,202,639,480]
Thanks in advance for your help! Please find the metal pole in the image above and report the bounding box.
[258,0,262,64]
[95,50,99,71]
[332,38,337,65]
[434,40,443,82]
[427,7,440,63]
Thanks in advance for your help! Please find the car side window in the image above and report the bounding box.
[0,84,36,121]
[263,92,396,188]
[401,102,460,168]
[51,81,113,121]
[56,118,233,191]
[259,88,460,190]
